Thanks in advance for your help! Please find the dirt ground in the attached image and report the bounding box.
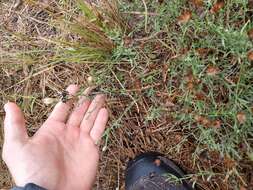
[1,0,253,190]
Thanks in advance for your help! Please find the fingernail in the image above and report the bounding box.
[4,101,10,111]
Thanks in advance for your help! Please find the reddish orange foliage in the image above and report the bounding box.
[247,28,253,40]
[192,0,204,7]
[210,1,225,14]
[195,92,206,101]
[224,156,237,169]
[177,11,192,24]
[247,51,253,61]
[206,66,220,76]
[237,112,246,124]
[195,115,210,127]
[175,134,182,142]
[212,120,221,129]
[196,48,214,57]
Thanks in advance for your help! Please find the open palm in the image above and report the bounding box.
[2,85,109,190]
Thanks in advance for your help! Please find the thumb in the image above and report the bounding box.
[4,102,28,145]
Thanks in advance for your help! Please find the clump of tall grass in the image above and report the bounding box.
[52,0,127,62]
[1,0,127,65]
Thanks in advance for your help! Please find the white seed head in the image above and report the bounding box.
[43,98,56,105]
[87,76,93,84]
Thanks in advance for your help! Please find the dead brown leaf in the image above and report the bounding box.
[191,0,204,7]
[247,28,253,40]
[185,71,194,82]
[175,134,183,142]
[187,81,194,90]
[177,11,192,24]
[212,120,221,129]
[162,64,169,83]
[185,71,198,90]
[123,36,133,47]
[206,66,220,76]
[247,51,253,61]
[134,78,142,93]
[195,92,206,101]
[195,115,210,127]
[239,186,247,190]
[224,156,236,169]
[210,1,225,14]
[196,48,214,57]
[237,112,246,124]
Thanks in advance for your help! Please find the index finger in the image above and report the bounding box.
[47,84,79,123]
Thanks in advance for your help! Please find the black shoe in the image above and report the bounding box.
[125,152,194,190]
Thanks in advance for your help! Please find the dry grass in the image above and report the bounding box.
[1,0,253,190]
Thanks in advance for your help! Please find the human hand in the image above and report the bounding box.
[2,85,109,190]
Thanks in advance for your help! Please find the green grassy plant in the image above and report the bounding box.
[1,0,253,189]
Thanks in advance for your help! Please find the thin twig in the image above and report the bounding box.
[122,11,158,16]
[141,0,148,33]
